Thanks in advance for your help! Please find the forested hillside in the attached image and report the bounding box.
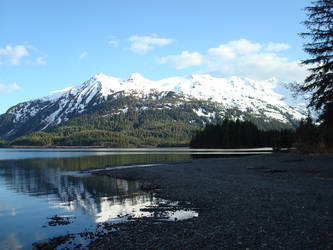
[190,120,295,149]
[5,94,296,147]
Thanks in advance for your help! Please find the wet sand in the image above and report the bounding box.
[87,153,333,249]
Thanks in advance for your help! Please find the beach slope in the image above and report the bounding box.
[90,153,333,249]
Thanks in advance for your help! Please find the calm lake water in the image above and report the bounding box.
[0,148,271,249]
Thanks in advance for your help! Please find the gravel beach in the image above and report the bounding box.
[86,153,333,249]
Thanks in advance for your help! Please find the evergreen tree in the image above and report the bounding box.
[319,102,333,147]
[299,0,333,151]
[296,117,322,153]
[300,0,333,110]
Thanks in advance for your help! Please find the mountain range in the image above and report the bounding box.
[0,73,305,147]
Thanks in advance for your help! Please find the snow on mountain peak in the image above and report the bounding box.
[92,73,119,97]
[37,74,299,112]
[127,73,145,82]
[41,86,74,102]
[6,73,306,132]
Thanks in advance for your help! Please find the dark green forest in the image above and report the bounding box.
[189,119,295,149]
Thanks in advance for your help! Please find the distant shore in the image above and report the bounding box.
[88,153,333,249]
[1,145,186,149]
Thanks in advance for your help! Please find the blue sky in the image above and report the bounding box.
[0,0,311,114]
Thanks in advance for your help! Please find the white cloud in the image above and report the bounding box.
[208,39,262,60]
[206,40,305,82]
[0,44,47,65]
[108,40,118,46]
[158,51,203,69]
[208,45,235,60]
[0,82,21,93]
[0,45,29,65]
[158,39,307,82]
[28,45,47,65]
[207,52,306,82]
[129,34,174,54]
[36,56,47,65]
[266,42,291,52]
[228,39,262,54]
[79,51,88,59]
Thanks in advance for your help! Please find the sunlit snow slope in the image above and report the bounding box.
[1,73,305,140]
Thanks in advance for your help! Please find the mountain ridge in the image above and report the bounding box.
[0,73,305,145]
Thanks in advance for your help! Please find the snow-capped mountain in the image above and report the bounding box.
[0,73,305,141]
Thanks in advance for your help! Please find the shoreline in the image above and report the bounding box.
[88,153,333,249]
[34,153,333,249]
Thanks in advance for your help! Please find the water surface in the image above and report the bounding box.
[0,147,271,249]
[0,148,196,249]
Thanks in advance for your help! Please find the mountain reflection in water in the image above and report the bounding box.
[0,151,194,249]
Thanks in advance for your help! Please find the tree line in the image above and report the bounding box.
[189,119,295,149]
